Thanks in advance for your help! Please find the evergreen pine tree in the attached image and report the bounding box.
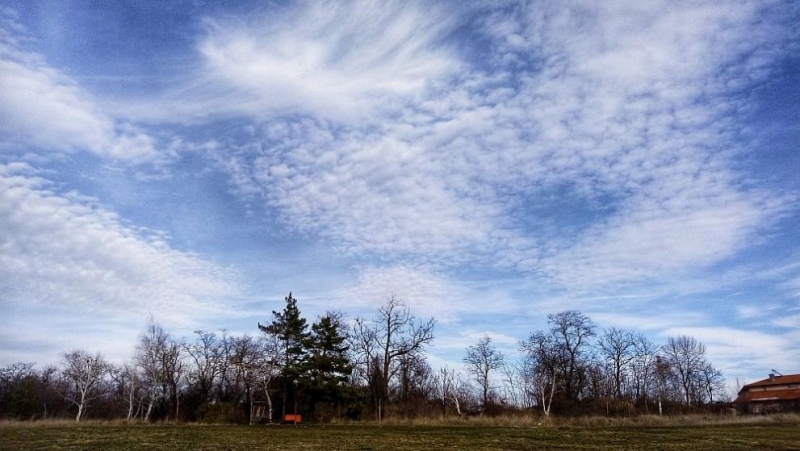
[302,313,352,418]
[258,292,309,418]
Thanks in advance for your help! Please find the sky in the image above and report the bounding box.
[1,0,799,387]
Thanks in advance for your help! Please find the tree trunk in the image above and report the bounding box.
[281,385,287,420]
[265,387,273,423]
[75,391,86,422]
[450,393,462,416]
[145,396,154,421]
[127,379,135,420]
[541,376,556,417]
[248,387,254,425]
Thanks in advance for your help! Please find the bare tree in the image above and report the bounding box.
[108,361,141,421]
[253,334,281,423]
[59,350,109,421]
[463,335,505,409]
[226,334,262,421]
[214,330,234,402]
[500,360,528,408]
[596,327,636,398]
[349,316,378,388]
[184,330,222,404]
[163,339,184,421]
[437,366,467,417]
[548,310,595,402]
[537,369,558,417]
[1,362,60,420]
[585,361,615,408]
[520,332,561,417]
[629,334,658,405]
[661,335,707,405]
[135,321,184,421]
[653,355,675,414]
[395,353,435,402]
[697,361,725,404]
[350,295,435,414]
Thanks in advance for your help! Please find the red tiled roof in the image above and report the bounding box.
[741,374,800,389]
[735,388,800,404]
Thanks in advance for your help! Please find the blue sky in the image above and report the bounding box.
[1,0,799,386]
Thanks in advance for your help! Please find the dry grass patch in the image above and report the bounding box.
[2,416,799,451]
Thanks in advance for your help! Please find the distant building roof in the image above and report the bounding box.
[735,374,800,405]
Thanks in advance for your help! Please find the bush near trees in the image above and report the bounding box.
[0,295,729,422]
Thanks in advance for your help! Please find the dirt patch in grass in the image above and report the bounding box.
[1,421,799,451]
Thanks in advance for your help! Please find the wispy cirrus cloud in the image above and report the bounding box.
[0,8,161,163]
[760,259,800,300]
[119,0,462,125]
[199,0,459,121]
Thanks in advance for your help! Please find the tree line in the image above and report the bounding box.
[0,293,727,422]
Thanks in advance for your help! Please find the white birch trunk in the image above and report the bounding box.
[127,371,136,421]
[450,392,462,416]
[541,376,556,417]
[75,402,84,422]
[265,386,273,423]
[144,395,154,421]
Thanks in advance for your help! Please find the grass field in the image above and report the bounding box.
[1,419,799,451]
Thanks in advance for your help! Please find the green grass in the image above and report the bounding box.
[1,420,799,450]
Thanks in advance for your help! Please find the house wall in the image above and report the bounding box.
[743,399,800,414]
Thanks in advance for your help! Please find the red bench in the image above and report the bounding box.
[282,414,302,424]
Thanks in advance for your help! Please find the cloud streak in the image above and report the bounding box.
[117,0,461,125]
[0,9,161,162]
[0,163,236,324]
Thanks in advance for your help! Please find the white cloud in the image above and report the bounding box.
[784,278,800,299]
[429,329,520,374]
[590,310,707,333]
[467,1,792,286]
[143,0,461,124]
[776,264,800,300]
[82,1,791,295]
[741,258,800,303]
[335,264,518,322]
[219,118,514,262]
[0,164,236,328]
[540,189,785,287]
[216,0,793,293]
[0,11,161,162]
[0,311,145,365]
[661,326,800,380]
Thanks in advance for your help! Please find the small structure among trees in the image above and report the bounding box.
[734,373,800,414]
[250,401,269,424]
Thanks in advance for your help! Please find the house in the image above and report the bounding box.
[734,373,800,414]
